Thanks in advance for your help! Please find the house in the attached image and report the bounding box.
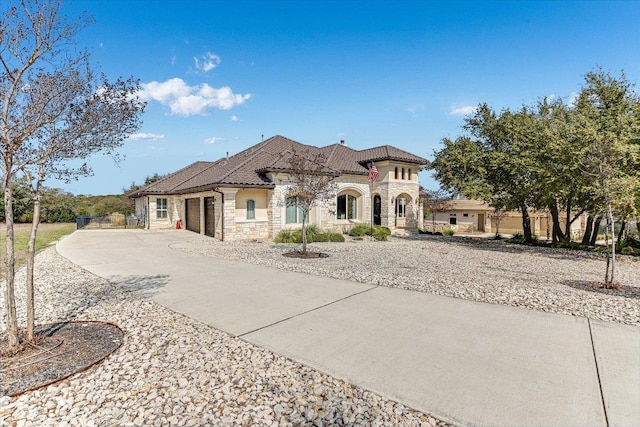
[130,135,429,241]
[425,198,586,238]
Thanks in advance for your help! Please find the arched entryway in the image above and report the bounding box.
[394,193,414,228]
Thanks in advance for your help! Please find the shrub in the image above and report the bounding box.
[275,227,345,244]
[348,223,371,237]
[442,228,455,236]
[553,240,583,250]
[372,226,391,241]
[275,229,296,243]
[327,232,345,242]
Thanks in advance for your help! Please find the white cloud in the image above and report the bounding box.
[170,55,176,65]
[127,132,165,141]
[194,52,221,72]
[204,136,227,144]
[139,78,251,115]
[567,91,579,106]
[449,105,477,116]
[230,115,238,121]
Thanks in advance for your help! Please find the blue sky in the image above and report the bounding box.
[49,0,640,195]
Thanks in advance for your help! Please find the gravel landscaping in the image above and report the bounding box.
[1,233,638,426]
[173,235,640,326]
[1,247,448,426]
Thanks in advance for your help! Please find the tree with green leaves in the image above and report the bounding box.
[574,69,640,286]
[432,104,541,242]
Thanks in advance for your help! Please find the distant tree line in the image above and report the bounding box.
[0,173,167,223]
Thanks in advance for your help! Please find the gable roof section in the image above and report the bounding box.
[131,135,429,197]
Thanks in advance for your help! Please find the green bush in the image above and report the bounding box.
[275,227,345,244]
[553,240,583,250]
[372,226,391,241]
[327,232,345,242]
[275,229,296,243]
[442,228,455,236]
[348,223,371,237]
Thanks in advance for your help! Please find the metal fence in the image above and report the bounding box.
[76,214,141,229]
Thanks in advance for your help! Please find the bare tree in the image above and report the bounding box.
[421,189,452,232]
[284,149,338,254]
[490,207,508,239]
[1,0,144,349]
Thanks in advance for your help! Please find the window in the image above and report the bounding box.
[408,169,412,180]
[394,167,398,179]
[463,213,469,218]
[337,194,358,220]
[396,197,406,218]
[401,168,405,179]
[285,196,304,224]
[449,213,457,225]
[246,199,255,220]
[156,198,168,219]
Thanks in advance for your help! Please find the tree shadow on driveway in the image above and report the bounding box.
[107,274,171,299]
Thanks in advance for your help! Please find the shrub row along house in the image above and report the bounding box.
[130,135,428,241]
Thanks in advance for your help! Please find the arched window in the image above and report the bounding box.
[337,194,358,220]
[396,197,406,218]
[246,199,255,219]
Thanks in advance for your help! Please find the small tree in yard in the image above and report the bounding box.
[284,149,338,254]
[1,0,145,350]
[421,189,452,232]
[490,207,508,239]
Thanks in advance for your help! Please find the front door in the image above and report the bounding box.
[373,195,381,226]
[477,214,485,232]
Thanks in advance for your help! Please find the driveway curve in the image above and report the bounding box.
[57,229,639,427]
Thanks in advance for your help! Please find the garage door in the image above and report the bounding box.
[185,198,201,233]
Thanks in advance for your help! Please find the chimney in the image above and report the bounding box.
[226,151,229,159]
[340,140,346,146]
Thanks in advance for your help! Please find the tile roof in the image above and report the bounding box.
[131,135,429,197]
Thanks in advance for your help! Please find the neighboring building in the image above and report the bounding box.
[426,199,587,238]
[130,135,428,241]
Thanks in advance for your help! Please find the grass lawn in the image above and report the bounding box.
[0,223,76,277]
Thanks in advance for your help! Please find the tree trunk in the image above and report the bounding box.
[549,202,567,243]
[3,178,19,348]
[604,217,611,284]
[608,204,615,284]
[590,216,602,246]
[521,204,533,243]
[25,194,42,343]
[301,211,308,254]
[617,220,626,242]
[582,215,594,246]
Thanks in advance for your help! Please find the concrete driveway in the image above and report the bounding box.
[57,229,640,427]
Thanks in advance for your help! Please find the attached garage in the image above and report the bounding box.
[185,198,201,233]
